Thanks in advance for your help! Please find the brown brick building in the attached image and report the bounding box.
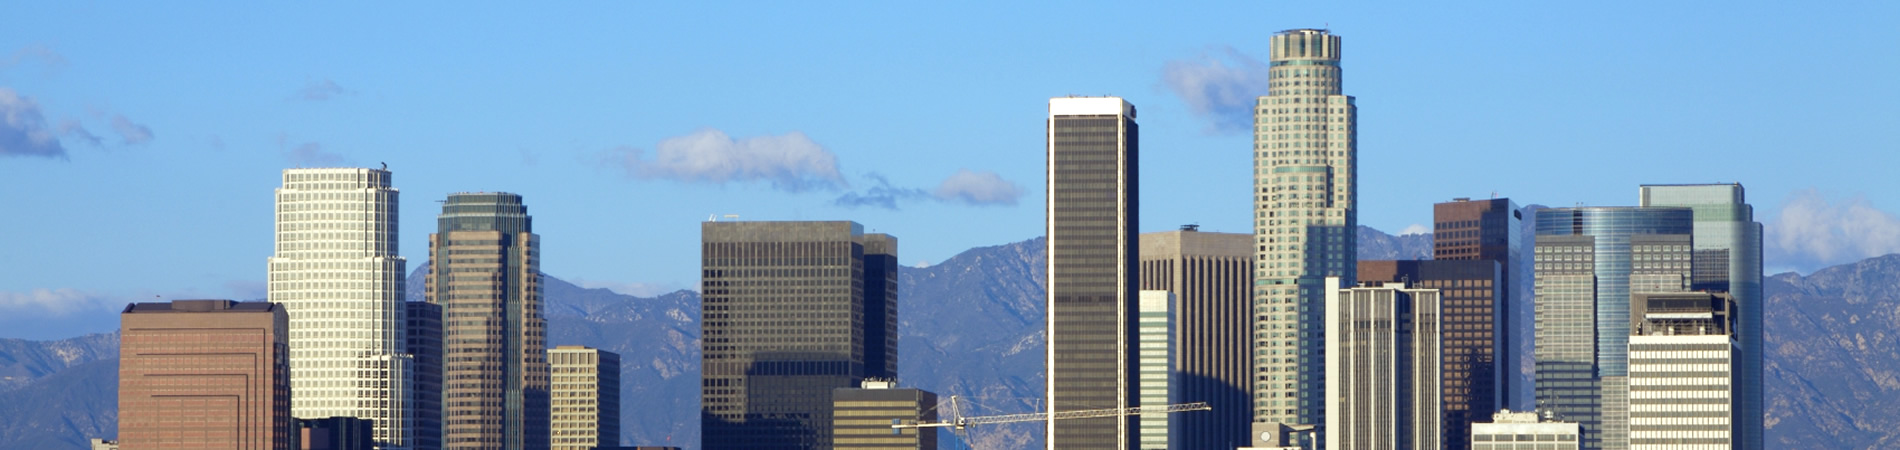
[118,300,291,449]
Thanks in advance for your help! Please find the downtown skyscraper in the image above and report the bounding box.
[269,168,413,449]
[427,192,550,450]
[1136,229,1253,448]
[1637,183,1762,450]
[1252,28,1356,436]
[1046,97,1139,449]
[699,221,897,449]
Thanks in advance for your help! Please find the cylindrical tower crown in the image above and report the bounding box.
[1270,29,1342,62]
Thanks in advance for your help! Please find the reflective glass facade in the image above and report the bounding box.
[1252,29,1356,436]
[1533,207,1692,450]
[1637,184,1762,450]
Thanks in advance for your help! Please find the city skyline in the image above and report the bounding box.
[5,3,1900,340]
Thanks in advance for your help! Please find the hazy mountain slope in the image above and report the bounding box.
[0,333,118,392]
[0,359,118,450]
[1356,225,1432,261]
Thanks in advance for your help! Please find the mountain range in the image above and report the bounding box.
[5,226,1900,449]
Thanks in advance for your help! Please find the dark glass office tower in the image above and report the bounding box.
[1637,184,1762,450]
[406,300,444,450]
[700,221,897,450]
[1046,96,1138,449]
[1137,229,1251,449]
[1359,259,1501,450]
[1252,29,1356,442]
[427,192,549,450]
[1533,207,1693,450]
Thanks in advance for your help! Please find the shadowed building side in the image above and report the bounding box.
[1137,229,1252,449]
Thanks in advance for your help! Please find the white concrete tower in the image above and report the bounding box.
[268,167,412,449]
[1251,28,1356,440]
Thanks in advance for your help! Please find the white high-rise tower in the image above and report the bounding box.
[269,167,413,449]
[1252,28,1356,442]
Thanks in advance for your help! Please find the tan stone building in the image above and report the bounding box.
[118,300,291,449]
[831,380,935,450]
[550,346,620,450]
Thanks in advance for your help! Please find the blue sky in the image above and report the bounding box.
[2,2,1897,339]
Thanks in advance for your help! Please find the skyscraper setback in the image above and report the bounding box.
[1252,28,1356,435]
[1046,96,1139,449]
[427,192,550,449]
[269,168,413,449]
[699,221,897,449]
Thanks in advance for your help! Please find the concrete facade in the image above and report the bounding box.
[550,346,621,450]
[1324,280,1442,450]
[1359,259,1504,450]
[268,168,412,449]
[1253,29,1358,440]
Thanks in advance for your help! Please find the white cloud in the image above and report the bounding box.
[0,87,68,159]
[1767,189,1900,271]
[1399,224,1430,236]
[1160,46,1273,134]
[933,169,1024,206]
[111,114,153,145]
[0,288,118,316]
[296,78,354,101]
[610,128,847,192]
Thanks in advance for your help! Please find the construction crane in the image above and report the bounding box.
[891,395,1210,431]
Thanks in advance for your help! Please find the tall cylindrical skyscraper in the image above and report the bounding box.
[1251,28,1356,443]
[269,168,413,449]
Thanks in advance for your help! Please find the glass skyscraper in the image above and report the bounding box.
[427,192,550,449]
[268,168,413,449]
[1252,28,1356,437]
[1533,207,1694,450]
[1636,184,1762,450]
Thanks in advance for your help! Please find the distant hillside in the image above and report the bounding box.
[0,359,117,449]
[1762,254,1900,449]
[0,333,117,392]
[1356,225,1432,261]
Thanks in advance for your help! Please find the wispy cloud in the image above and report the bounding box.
[1399,224,1430,236]
[933,169,1024,206]
[58,118,100,146]
[0,288,118,316]
[296,78,354,101]
[608,128,847,192]
[0,87,68,159]
[0,44,66,71]
[111,114,153,145]
[286,141,348,166]
[1160,46,1272,134]
[1767,189,1900,271]
[834,173,930,210]
[834,169,1025,210]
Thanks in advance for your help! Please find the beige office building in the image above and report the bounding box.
[550,346,621,450]
[268,168,412,449]
[831,380,937,450]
